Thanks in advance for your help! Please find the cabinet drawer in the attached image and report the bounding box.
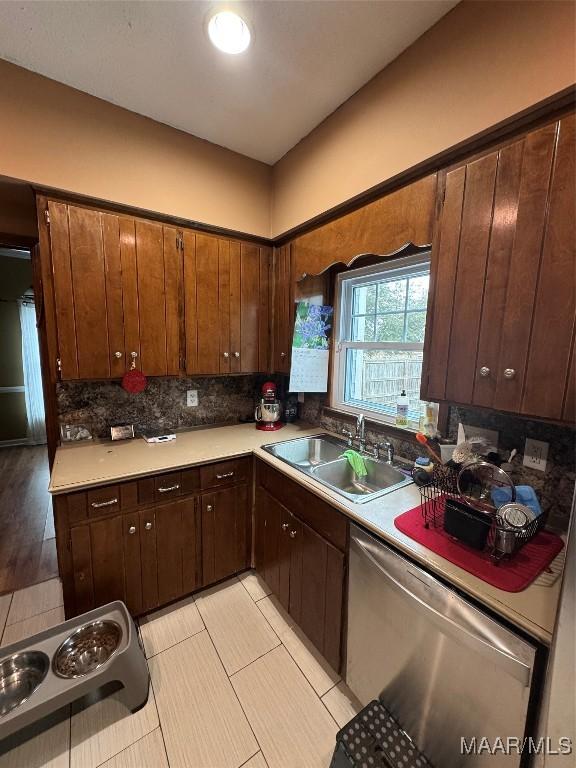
[200,457,251,490]
[87,485,121,517]
[256,459,348,551]
[154,472,183,500]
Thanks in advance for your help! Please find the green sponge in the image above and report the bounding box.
[340,449,368,478]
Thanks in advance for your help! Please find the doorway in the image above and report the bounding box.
[0,246,56,593]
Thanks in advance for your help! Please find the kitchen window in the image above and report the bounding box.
[332,253,431,428]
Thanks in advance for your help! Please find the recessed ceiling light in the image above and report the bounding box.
[208,11,251,55]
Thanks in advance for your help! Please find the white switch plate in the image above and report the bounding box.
[523,438,549,472]
[186,390,198,407]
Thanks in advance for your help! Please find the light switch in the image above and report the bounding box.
[523,438,548,472]
[186,390,198,407]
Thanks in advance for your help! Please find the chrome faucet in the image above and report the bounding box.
[373,440,394,464]
[355,414,366,453]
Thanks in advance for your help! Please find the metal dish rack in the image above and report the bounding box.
[419,464,545,562]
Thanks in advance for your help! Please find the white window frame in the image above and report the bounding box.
[331,252,431,428]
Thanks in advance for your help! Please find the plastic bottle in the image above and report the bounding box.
[396,389,409,426]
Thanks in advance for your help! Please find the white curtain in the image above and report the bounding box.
[18,300,47,445]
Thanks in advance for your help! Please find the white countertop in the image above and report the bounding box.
[50,422,563,645]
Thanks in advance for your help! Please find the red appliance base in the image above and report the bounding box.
[256,422,284,431]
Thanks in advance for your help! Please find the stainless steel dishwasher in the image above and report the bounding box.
[346,524,538,768]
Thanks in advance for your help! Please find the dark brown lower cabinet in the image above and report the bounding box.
[201,484,250,585]
[255,484,346,672]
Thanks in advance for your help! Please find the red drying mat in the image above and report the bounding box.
[394,504,564,592]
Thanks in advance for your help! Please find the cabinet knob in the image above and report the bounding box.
[234,352,240,358]
[128,525,136,535]
[280,352,286,358]
[131,351,138,359]
[503,368,516,379]
[206,504,213,512]
[79,572,85,581]
[289,530,297,538]
[223,352,229,358]
[114,351,122,359]
[281,522,289,531]
[145,522,152,530]
[479,366,490,377]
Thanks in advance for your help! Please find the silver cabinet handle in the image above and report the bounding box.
[281,523,289,531]
[503,368,516,379]
[216,471,234,479]
[114,351,122,359]
[280,352,286,358]
[223,352,229,358]
[234,352,240,358]
[145,522,152,530]
[479,366,490,377]
[206,504,213,512]
[157,484,180,493]
[91,498,118,508]
[289,530,297,538]
[128,525,136,535]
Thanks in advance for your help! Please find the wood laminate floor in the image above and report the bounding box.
[0,445,57,595]
[0,573,363,768]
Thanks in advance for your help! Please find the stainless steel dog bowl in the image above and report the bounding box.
[0,651,49,717]
[53,620,122,679]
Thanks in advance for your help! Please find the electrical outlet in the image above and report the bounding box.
[186,390,198,407]
[523,438,549,472]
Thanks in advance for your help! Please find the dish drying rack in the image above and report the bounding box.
[419,464,546,563]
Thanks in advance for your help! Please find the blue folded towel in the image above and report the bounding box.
[491,485,542,516]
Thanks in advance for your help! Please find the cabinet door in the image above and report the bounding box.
[134,220,182,376]
[49,202,125,379]
[90,515,126,607]
[254,487,290,610]
[273,245,293,373]
[191,233,220,373]
[289,518,345,673]
[201,485,250,585]
[69,524,95,615]
[139,509,159,612]
[69,516,126,615]
[123,511,143,615]
[155,498,199,605]
[422,116,576,422]
[187,234,270,375]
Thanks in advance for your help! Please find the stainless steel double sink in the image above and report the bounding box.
[262,434,412,504]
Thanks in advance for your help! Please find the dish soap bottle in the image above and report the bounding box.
[396,389,409,426]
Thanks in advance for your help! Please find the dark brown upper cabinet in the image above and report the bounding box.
[184,231,270,375]
[422,115,575,423]
[47,201,183,379]
[272,244,293,374]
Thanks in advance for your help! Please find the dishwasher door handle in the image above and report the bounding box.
[353,534,532,687]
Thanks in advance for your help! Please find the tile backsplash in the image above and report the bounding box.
[57,375,271,439]
[57,375,574,532]
[299,392,575,532]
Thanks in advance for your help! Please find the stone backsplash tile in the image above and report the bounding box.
[57,375,271,439]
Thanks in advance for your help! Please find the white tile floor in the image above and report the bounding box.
[0,573,362,768]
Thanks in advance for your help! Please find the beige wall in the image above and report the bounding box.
[272,0,576,236]
[0,60,272,238]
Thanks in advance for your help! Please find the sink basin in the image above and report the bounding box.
[265,436,343,467]
[262,434,412,503]
[312,457,410,501]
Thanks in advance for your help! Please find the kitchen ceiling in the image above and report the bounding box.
[0,1,458,164]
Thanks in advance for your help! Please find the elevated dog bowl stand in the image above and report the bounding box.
[0,601,149,746]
